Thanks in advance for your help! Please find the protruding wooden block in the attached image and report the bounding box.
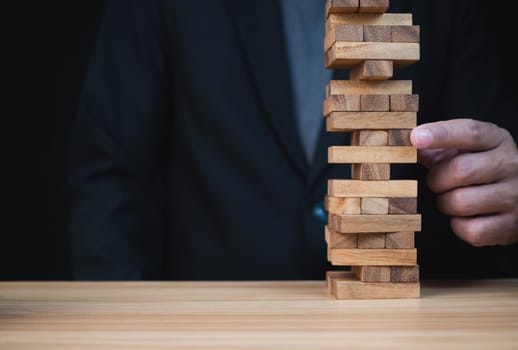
[360,95,390,111]
[326,0,360,18]
[357,233,386,248]
[351,163,390,180]
[391,266,420,283]
[363,25,391,42]
[361,198,389,214]
[392,25,420,43]
[325,196,362,215]
[328,213,422,233]
[390,94,419,112]
[385,231,415,249]
[326,42,420,69]
[352,266,391,282]
[326,112,417,131]
[328,146,417,163]
[389,197,418,214]
[324,25,364,51]
[326,270,351,295]
[358,0,389,13]
[323,95,361,116]
[388,129,412,146]
[327,80,412,95]
[328,179,418,198]
[329,248,417,266]
[351,130,388,146]
[326,13,412,33]
[326,225,358,249]
[350,60,393,80]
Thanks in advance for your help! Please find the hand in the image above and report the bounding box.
[411,119,518,246]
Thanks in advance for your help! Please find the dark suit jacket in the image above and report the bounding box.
[67,0,518,280]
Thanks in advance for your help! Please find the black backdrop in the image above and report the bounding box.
[2,1,517,280]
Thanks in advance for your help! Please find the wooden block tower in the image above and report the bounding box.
[323,0,422,299]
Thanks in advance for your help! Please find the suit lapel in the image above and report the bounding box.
[224,0,308,177]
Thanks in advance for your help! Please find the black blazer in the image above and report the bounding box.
[67,0,518,280]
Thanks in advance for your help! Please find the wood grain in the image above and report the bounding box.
[385,231,415,249]
[329,248,417,266]
[1,281,518,349]
[326,112,417,131]
[323,95,361,116]
[334,273,420,299]
[360,94,390,111]
[328,146,417,163]
[358,0,389,14]
[326,13,412,33]
[392,25,420,43]
[326,42,420,69]
[351,130,388,146]
[351,163,391,180]
[326,225,358,249]
[352,266,391,282]
[327,80,412,95]
[357,233,386,248]
[328,213,422,233]
[328,179,418,197]
[390,94,419,112]
[388,129,413,145]
[363,25,391,42]
[326,0,359,18]
[325,196,362,215]
[361,198,389,214]
[324,25,364,51]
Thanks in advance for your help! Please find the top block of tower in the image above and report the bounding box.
[325,0,420,71]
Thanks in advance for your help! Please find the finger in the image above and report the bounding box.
[436,183,513,217]
[426,148,507,193]
[417,148,459,169]
[451,214,518,246]
[411,119,506,151]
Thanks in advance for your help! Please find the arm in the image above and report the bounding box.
[66,0,171,279]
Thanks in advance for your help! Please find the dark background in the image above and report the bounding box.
[2,1,517,280]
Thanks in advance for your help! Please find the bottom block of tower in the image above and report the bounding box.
[326,271,420,299]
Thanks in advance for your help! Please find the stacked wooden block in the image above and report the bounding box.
[323,0,422,299]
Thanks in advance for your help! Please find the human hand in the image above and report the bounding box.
[411,119,518,246]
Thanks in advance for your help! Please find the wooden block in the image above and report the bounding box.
[323,95,361,116]
[326,112,417,131]
[328,179,418,197]
[389,197,417,214]
[363,25,391,42]
[385,231,415,249]
[326,13,412,33]
[329,248,417,266]
[360,94,390,111]
[326,42,420,69]
[361,198,389,214]
[391,266,420,283]
[351,130,388,146]
[328,146,417,163]
[352,266,391,282]
[392,25,420,43]
[350,60,393,80]
[326,270,351,295]
[357,233,386,248]
[388,129,412,146]
[358,0,389,13]
[327,80,412,95]
[326,0,359,18]
[328,213,422,233]
[333,272,420,299]
[326,225,358,249]
[325,196,361,215]
[324,25,364,51]
[390,94,419,112]
[351,163,390,180]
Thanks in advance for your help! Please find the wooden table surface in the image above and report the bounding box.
[1,280,517,350]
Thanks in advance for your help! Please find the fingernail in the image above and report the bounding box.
[414,128,433,147]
